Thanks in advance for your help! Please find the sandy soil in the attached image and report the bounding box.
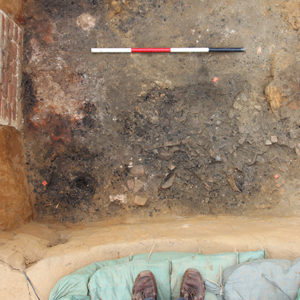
[1,215,300,299]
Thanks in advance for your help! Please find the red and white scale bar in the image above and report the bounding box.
[91,47,245,53]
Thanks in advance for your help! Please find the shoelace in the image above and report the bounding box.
[139,289,156,299]
[183,286,198,300]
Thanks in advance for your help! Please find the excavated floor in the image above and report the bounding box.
[21,0,300,222]
[0,1,299,299]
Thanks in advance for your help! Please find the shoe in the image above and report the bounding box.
[132,270,158,300]
[180,268,205,300]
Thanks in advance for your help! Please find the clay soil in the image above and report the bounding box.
[21,0,300,223]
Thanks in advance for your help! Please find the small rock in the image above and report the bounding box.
[265,84,282,111]
[215,155,222,161]
[271,135,278,143]
[111,0,122,13]
[238,137,246,145]
[212,76,219,83]
[162,174,175,189]
[168,162,176,171]
[233,101,242,110]
[130,165,145,176]
[159,149,172,160]
[109,194,127,204]
[127,179,135,191]
[133,178,145,193]
[257,46,262,55]
[289,130,298,139]
[265,139,272,145]
[134,195,148,206]
[76,13,96,31]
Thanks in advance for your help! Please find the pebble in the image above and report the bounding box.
[212,77,219,83]
[111,0,122,13]
[109,194,127,204]
[265,84,282,111]
[127,179,135,191]
[265,139,272,145]
[257,46,262,55]
[76,13,96,31]
[168,163,176,171]
[215,155,222,161]
[271,135,278,143]
[130,165,145,176]
[134,195,148,206]
[162,174,175,189]
[133,178,145,193]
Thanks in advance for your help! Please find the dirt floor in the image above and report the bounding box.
[1,1,299,299]
[1,215,300,300]
[21,0,299,223]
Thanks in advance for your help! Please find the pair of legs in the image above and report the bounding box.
[132,268,205,300]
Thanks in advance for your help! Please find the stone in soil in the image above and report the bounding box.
[161,174,175,189]
[134,195,148,206]
[130,165,145,176]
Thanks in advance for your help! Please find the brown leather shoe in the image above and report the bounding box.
[180,268,205,300]
[132,270,158,300]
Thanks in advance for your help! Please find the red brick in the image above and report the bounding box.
[13,23,18,41]
[3,101,8,120]
[0,12,2,41]
[8,18,14,40]
[2,72,8,98]
[18,29,23,50]
[12,97,16,121]
[1,100,6,120]
[0,50,2,83]
[1,14,6,42]
[12,72,17,90]
[8,83,16,104]
[9,60,17,83]
[0,91,2,116]
[8,102,11,124]
[8,41,17,63]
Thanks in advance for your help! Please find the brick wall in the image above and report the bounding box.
[0,9,22,129]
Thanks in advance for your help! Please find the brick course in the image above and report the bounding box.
[0,9,22,128]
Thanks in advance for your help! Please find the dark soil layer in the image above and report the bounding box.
[22,0,300,222]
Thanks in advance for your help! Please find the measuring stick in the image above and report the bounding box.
[91,47,245,53]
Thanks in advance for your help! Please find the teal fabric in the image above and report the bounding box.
[49,251,265,300]
[223,258,300,300]
[297,288,300,300]
[88,261,170,300]
[171,253,238,300]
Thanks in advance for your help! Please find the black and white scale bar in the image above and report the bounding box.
[91,47,245,53]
